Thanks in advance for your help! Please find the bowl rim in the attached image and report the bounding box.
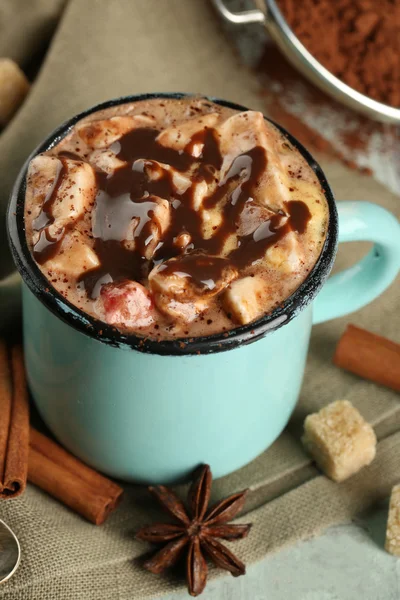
[7,92,338,356]
[254,0,400,124]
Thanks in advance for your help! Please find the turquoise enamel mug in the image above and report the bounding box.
[7,94,400,484]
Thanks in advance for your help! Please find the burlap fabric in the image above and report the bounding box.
[0,1,399,598]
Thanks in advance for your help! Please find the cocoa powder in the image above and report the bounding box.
[277,0,400,107]
[257,44,378,172]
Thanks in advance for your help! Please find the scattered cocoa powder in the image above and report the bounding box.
[277,0,400,107]
[257,45,340,161]
[256,43,399,180]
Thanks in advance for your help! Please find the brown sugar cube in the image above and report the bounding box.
[385,484,400,556]
[302,400,376,482]
[0,58,30,126]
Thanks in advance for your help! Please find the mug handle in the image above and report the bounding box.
[313,201,400,325]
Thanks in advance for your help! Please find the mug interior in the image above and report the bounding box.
[7,93,338,356]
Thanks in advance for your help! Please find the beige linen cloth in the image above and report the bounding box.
[0,1,399,598]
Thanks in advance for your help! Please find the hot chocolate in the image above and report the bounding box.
[24,97,328,340]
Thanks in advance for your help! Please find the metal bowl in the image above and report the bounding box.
[212,0,400,124]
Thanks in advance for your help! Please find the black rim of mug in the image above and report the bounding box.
[7,92,338,356]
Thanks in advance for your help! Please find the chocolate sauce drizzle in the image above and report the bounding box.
[32,122,311,298]
[33,159,67,264]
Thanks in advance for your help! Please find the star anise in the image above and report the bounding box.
[136,464,252,596]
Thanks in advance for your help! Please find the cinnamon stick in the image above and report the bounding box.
[0,343,29,498]
[334,325,400,392]
[28,428,123,525]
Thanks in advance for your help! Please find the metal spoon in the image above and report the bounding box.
[0,520,20,584]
